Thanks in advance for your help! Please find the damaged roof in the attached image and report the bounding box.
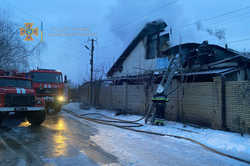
[180,67,238,76]
[107,22,250,78]
[162,43,238,55]
[107,20,167,77]
[162,42,250,64]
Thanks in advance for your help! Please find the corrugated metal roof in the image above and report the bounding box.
[181,67,237,76]
[239,53,250,60]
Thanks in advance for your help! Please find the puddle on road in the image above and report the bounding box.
[18,121,31,127]
[0,113,119,166]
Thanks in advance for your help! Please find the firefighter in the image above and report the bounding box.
[152,85,168,126]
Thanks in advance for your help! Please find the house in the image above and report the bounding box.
[107,20,170,81]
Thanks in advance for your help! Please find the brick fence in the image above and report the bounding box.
[79,79,250,134]
[225,81,250,133]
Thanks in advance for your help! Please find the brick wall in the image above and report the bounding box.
[111,85,126,110]
[126,84,146,114]
[226,81,250,133]
[79,84,90,105]
[180,82,221,128]
[80,80,250,134]
[99,84,112,109]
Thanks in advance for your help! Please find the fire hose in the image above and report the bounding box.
[63,108,250,165]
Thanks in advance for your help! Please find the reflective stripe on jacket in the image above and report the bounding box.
[152,96,168,102]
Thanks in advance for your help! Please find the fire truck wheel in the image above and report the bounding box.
[27,110,46,126]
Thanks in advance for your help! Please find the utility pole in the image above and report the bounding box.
[90,39,95,106]
[85,38,96,106]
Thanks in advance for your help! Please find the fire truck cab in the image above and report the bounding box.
[27,69,66,113]
[0,71,46,126]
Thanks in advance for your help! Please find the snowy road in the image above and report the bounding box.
[0,109,248,166]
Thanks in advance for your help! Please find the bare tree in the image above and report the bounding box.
[82,62,111,84]
[0,10,45,72]
[93,63,111,81]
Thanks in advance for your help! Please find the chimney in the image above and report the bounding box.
[225,44,228,49]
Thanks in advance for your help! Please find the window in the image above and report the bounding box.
[146,35,158,59]
[0,78,32,88]
[29,72,63,83]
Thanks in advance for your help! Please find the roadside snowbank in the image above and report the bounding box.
[63,103,250,163]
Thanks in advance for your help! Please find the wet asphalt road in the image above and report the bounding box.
[1,111,248,166]
[0,113,119,166]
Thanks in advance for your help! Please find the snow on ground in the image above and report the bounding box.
[63,103,250,164]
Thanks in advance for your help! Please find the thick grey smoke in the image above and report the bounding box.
[196,21,226,41]
[106,0,191,46]
[107,0,233,48]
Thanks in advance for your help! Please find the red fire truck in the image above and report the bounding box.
[0,71,46,126]
[27,69,66,113]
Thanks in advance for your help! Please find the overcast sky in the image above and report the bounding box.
[1,0,250,84]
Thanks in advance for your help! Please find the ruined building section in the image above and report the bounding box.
[107,19,250,86]
[161,41,250,82]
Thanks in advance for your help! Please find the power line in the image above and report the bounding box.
[200,10,250,29]
[109,0,179,33]
[170,5,250,37]
[228,37,250,44]
[181,5,250,29]
[99,5,250,50]
[203,6,250,22]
